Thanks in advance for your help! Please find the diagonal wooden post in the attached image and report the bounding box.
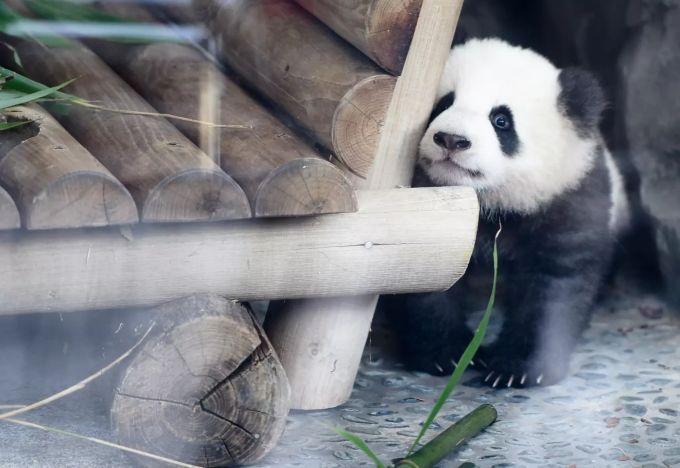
[264,0,468,410]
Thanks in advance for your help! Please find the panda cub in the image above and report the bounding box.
[396,38,629,387]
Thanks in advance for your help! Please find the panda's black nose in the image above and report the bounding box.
[433,132,471,151]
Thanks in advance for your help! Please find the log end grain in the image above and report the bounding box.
[111,295,291,467]
[367,0,423,75]
[332,74,396,178]
[142,168,252,223]
[254,158,357,218]
[0,185,20,230]
[26,172,139,230]
[0,106,139,230]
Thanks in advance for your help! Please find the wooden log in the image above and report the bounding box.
[194,0,397,178]
[265,0,466,410]
[294,0,423,75]
[0,186,478,316]
[0,105,138,230]
[9,40,251,223]
[88,36,358,217]
[111,294,290,467]
[0,184,20,230]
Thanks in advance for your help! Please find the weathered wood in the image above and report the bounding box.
[294,0,422,75]
[194,0,396,178]
[9,40,251,223]
[0,186,478,315]
[265,295,377,409]
[111,294,290,467]
[0,105,138,229]
[0,184,19,230]
[266,0,467,410]
[90,37,357,217]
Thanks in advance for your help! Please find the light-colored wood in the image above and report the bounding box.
[0,184,20,230]
[266,0,467,410]
[294,0,422,75]
[362,0,465,190]
[0,186,478,316]
[11,40,251,223]
[194,0,396,178]
[0,105,138,230]
[266,295,377,409]
[111,295,290,467]
[91,38,357,218]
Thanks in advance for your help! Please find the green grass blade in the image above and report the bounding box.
[0,67,85,103]
[0,78,75,110]
[24,0,132,24]
[333,427,386,468]
[0,120,32,131]
[407,224,502,455]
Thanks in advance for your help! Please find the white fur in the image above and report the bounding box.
[419,38,599,215]
[604,149,630,232]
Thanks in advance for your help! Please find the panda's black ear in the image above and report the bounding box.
[558,68,606,134]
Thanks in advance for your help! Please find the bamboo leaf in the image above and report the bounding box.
[407,224,502,455]
[333,427,386,468]
[0,120,32,131]
[0,78,76,110]
[0,67,84,104]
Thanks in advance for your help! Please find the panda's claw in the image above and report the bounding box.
[536,374,544,385]
[477,358,488,368]
[434,362,444,373]
[492,374,502,388]
[450,359,458,369]
[520,373,527,385]
[507,374,515,387]
[484,371,494,383]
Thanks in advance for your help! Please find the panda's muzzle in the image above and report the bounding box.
[433,132,471,152]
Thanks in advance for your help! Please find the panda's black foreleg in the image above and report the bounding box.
[478,265,604,388]
[386,291,474,376]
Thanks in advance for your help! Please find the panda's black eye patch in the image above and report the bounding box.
[489,105,519,156]
[428,91,455,124]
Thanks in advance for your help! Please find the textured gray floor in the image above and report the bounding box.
[1,287,678,467]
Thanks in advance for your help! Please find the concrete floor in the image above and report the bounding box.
[1,286,679,467]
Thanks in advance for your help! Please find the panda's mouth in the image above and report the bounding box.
[435,158,483,178]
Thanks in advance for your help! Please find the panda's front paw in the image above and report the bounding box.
[476,347,569,388]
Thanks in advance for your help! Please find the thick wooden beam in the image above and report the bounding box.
[0,105,138,230]
[294,0,422,75]
[265,0,467,410]
[0,184,20,230]
[9,40,251,223]
[194,0,396,178]
[0,186,477,316]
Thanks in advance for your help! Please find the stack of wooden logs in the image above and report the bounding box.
[0,0,473,466]
[0,0,426,230]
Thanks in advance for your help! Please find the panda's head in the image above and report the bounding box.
[419,38,606,214]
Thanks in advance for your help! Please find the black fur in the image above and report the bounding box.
[489,105,520,156]
[384,148,615,387]
[429,92,455,124]
[558,68,606,136]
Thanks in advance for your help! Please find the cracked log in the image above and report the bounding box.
[8,39,251,223]
[194,0,396,178]
[111,294,290,467]
[0,105,138,229]
[294,0,422,75]
[0,184,19,230]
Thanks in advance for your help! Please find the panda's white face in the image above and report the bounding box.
[419,38,600,215]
